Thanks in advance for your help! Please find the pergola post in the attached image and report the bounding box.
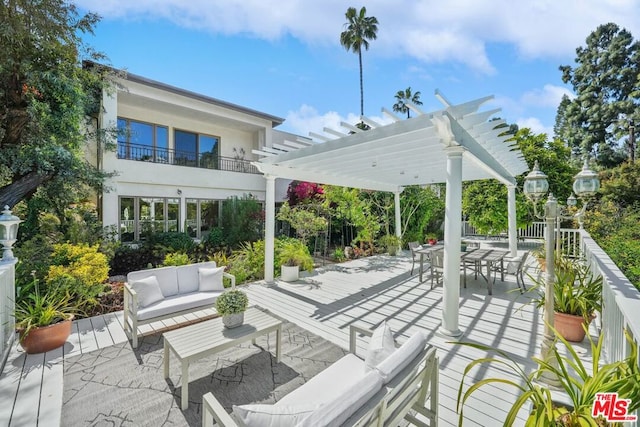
[394,190,402,250]
[507,184,518,257]
[264,175,276,284]
[440,147,464,337]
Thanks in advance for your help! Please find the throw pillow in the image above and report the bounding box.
[364,321,396,371]
[198,266,225,292]
[376,330,428,383]
[232,403,320,427]
[129,275,164,308]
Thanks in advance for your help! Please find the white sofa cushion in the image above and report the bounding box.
[137,291,221,321]
[129,276,165,308]
[232,403,320,427]
[376,330,427,383]
[298,370,384,427]
[176,261,217,294]
[128,266,179,297]
[198,266,225,292]
[276,353,366,406]
[365,321,396,371]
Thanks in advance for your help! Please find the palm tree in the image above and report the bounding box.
[340,6,379,119]
[393,87,423,119]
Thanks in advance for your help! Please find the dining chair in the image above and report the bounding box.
[408,241,421,275]
[490,251,530,293]
[430,249,445,289]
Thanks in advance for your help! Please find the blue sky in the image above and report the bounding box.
[78,0,640,138]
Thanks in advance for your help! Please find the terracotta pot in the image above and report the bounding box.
[554,312,592,342]
[19,315,74,354]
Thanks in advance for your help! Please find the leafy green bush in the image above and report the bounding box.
[109,245,164,276]
[221,195,264,248]
[147,232,195,253]
[278,238,314,271]
[162,252,190,266]
[45,243,110,313]
[332,248,346,262]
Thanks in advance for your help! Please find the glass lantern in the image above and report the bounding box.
[573,159,600,197]
[523,160,549,202]
[0,206,22,261]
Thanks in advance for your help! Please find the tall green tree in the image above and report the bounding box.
[558,23,640,167]
[339,6,379,118]
[0,0,110,210]
[393,87,422,119]
[462,128,577,233]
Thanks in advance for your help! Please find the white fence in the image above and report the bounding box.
[0,259,16,373]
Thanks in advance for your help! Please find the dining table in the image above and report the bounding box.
[460,248,510,295]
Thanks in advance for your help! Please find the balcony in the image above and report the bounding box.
[117,142,261,174]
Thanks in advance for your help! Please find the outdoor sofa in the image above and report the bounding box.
[202,322,439,426]
[123,261,235,348]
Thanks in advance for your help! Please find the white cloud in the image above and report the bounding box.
[521,85,574,108]
[284,104,393,138]
[78,0,640,74]
[516,117,553,137]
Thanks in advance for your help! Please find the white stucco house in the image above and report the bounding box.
[89,67,294,241]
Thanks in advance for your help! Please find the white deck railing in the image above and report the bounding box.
[0,259,16,373]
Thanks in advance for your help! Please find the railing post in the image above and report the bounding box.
[0,259,17,373]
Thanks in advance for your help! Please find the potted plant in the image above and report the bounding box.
[455,328,640,426]
[15,286,76,354]
[425,233,438,246]
[215,289,249,328]
[277,238,314,282]
[529,256,603,342]
[378,234,402,256]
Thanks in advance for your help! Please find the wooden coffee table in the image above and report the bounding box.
[163,307,282,409]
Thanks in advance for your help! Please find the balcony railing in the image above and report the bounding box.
[117,142,261,174]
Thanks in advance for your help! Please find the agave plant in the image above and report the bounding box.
[455,327,640,426]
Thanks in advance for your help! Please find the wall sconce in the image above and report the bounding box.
[177,189,182,195]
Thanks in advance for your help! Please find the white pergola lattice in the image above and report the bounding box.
[253,92,529,337]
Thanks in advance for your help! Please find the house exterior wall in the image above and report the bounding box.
[96,72,287,240]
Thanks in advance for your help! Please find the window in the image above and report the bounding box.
[117,118,168,162]
[185,199,221,239]
[174,130,219,168]
[119,196,182,241]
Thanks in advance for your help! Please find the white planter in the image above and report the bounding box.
[281,265,300,282]
[222,312,244,328]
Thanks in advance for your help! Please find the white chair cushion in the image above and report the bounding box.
[128,266,179,297]
[376,330,427,383]
[298,370,384,427]
[176,261,217,294]
[129,276,165,308]
[137,292,220,321]
[365,321,396,371]
[198,266,225,292]
[276,353,366,406]
[232,403,320,427]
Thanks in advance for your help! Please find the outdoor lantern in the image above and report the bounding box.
[523,160,549,202]
[573,159,600,198]
[0,205,21,261]
[567,193,577,207]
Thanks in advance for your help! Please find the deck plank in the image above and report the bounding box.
[90,315,115,349]
[38,346,64,427]
[10,352,44,427]
[0,345,24,427]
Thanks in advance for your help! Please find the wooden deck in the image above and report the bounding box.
[0,246,593,426]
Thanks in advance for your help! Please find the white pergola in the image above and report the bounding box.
[252,91,529,337]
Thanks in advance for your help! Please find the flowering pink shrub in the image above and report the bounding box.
[287,181,324,205]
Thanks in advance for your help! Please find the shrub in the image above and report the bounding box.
[110,245,164,276]
[221,195,264,248]
[162,252,190,266]
[332,248,346,262]
[148,232,195,253]
[45,243,110,313]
